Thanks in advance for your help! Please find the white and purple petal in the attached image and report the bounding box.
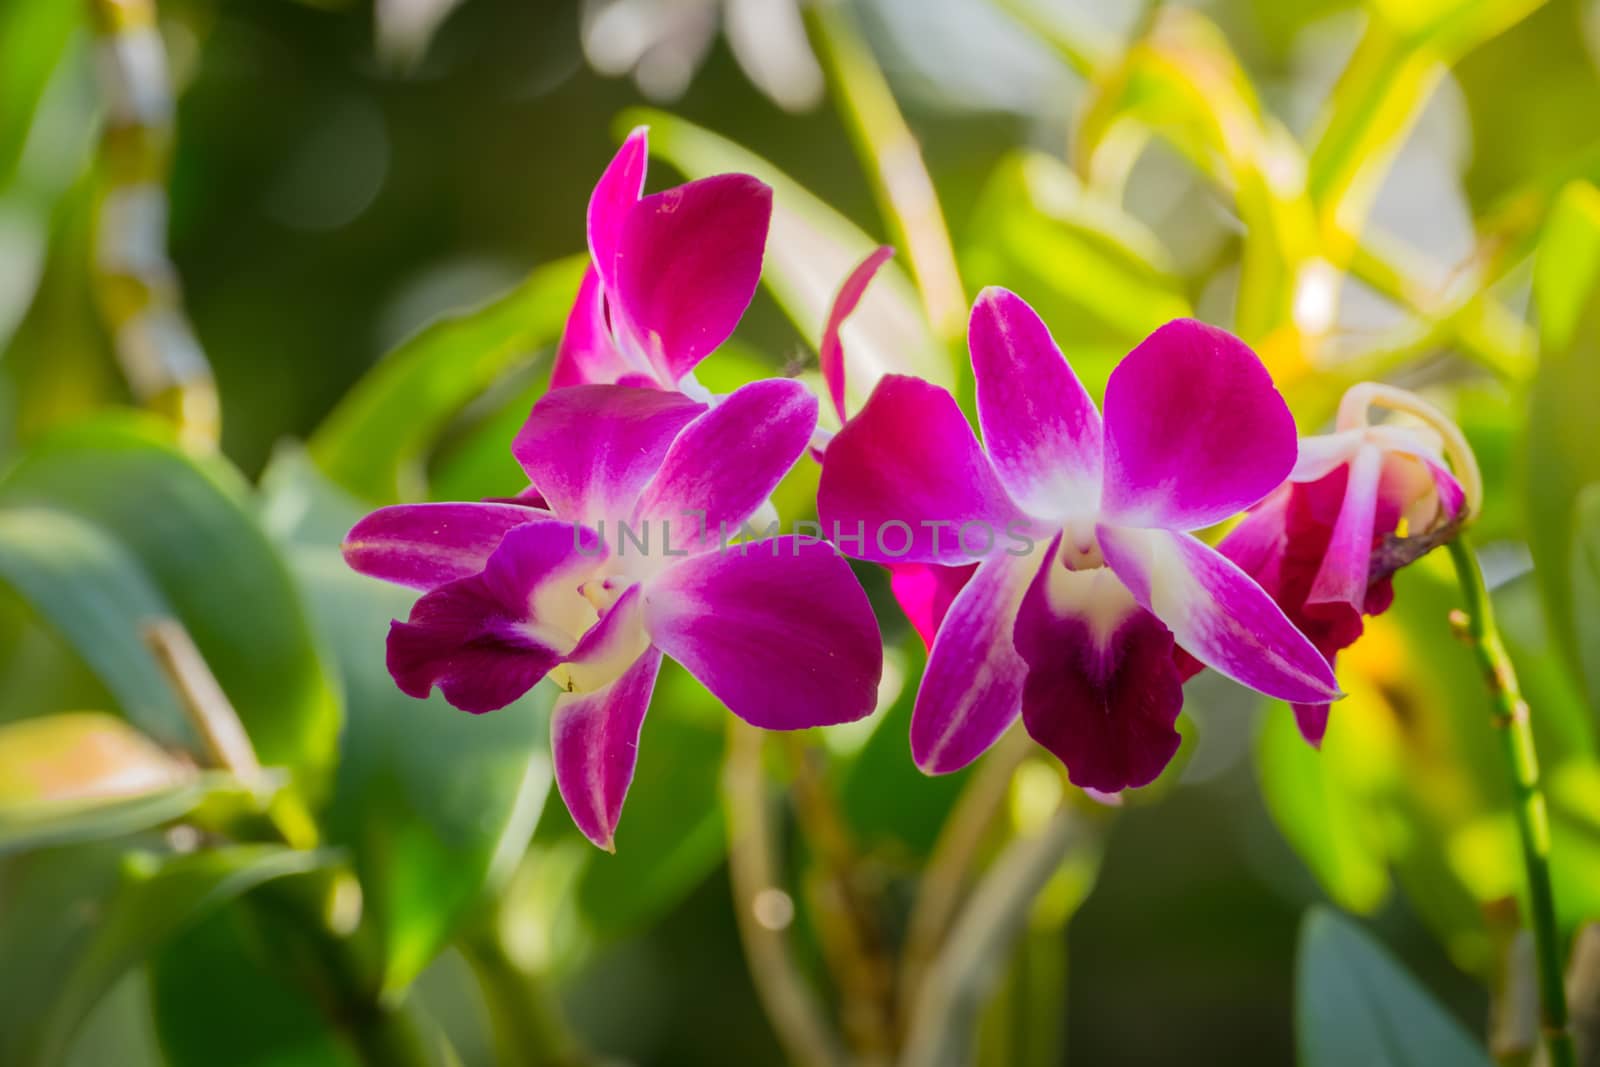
[587,127,648,293]
[818,375,1029,565]
[969,288,1103,519]
[1099,319,1297,531]
[513,384,705,524]
[1306,442,1383,619]
[634,378,817,545]
[551,646,662,851]
[819,246,894,423]
[343,502,543,591]
[1096,524,1340,704]
[1014,552,1184,792]
[910,546,1045,773]
[643,536,881,730]
[384,521,604,713]
[611,174,773,385]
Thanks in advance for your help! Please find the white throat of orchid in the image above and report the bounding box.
[535,555,653,697]
[1335,382,1483,520]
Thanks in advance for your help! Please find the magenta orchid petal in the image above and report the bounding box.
[1293,702,1331,748]
[1423,456,1467,520]
[1099,319,1297,530]
[383,521,604,713]
[818,375,1028,565]
[1014,551,1183,792]
[1307,443,1384,618]
[889,561,977,650]
[969,288,1104,518]
[551,646,662,851]
[1213,485,1290,592]
[643,537,882,729]
[612,173,773,385]
[910,547,1045,773]
[820,246,895,423]
[1290,429,1364,483]
[587,127,648,293]
[513,384,706,524]
[342,502,543,591]
[1096,524,1340,704]
[551,265,634,389]
[634,378,817,544]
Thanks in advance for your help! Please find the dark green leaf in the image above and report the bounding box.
[1296,907,1495,1067]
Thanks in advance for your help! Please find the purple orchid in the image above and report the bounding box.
[817,287,1341,793]
[1203,382,1476,745]
[344,379,883,850]
[550,126,774,396]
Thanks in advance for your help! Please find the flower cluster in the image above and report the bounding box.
[344,131,1478,846]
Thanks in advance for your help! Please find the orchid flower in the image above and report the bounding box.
[1206,382,1478,745]
[343,379,883,849]
[550,126,774,399]
[817,288,1340,793]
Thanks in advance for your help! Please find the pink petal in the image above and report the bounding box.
[343,502,543,591]
[643,537,882,729]
[889,561,977,650]
[1306,443,1383,621]
[1100,319,1297,531]
[910,547,1045,773]
[1096,524,1340,704]
[385,522,604,712]
[1293,702,1331,748]
[634,378,817,546]
[513,384,705,524]
[551,646,662,851]
[1014,550,1183,792]
[1214,484,1290,595]
[818,375,1028,565]
[612,173,773,385]
[550,265,637,389]
[820,246,894,422]
[588,127,648,294]
[1290,429,1364,482]
[968,288,1103,519]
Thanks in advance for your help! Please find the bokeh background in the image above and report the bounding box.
[4,0,1600,1064]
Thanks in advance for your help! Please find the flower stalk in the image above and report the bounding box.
[1446,535,1574,1067]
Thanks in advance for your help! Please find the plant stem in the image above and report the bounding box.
[1447,536,1575,1067]
[898,727,1031,1031]
[85,0,218,448]
[459,921,591,1067]
[723,721,846,1067]
[807,0,967,346]
[782,735,897,1062]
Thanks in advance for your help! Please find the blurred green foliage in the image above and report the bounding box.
[2,0,1600,1064]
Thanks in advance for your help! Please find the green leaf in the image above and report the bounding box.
[619,108,954,413]
[1527,181,1600,679]
[960,150,1189,358]
[0,0,79,188]
[309,255,587,504]
[0,509,187,740]
[262,447,553,993]
[1572,483,1600,714]
[0,841,329,1067]
[1292,908,1491,1067]
[1256,704,1391,915]
[0,413,341,796]
[1296,908,1495,1067]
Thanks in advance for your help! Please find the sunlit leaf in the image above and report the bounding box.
[961,150,1189,358]
[0,413,341,797]
[0,841,329,1067]
[1527,181,1600,674]
[619,108,953,414]
[1296,907,1495,1066]
[0,0,79,188]
[310,255,587,504]
[1256,702,1391,915]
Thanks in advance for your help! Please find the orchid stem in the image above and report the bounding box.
[806,0,967,346]
[1446,536,1574,1067]
[781,734,897,1062]
[898,727,1032,1032]
[459,918,592,1067]
[723,721,847,1067]
[86,0,219,448]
